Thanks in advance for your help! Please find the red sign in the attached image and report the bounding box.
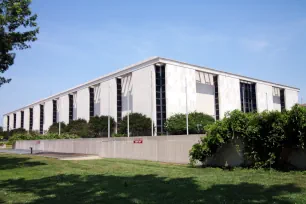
[133,138,143,144]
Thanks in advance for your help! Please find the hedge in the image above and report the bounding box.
[165,112,215,135]
[189,104,306,169]
[65,119,89,138]
[88,116,115,137]
[48,122,67,134]
[118,113,152,136]
[8,132,79,145]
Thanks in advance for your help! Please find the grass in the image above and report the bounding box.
[1,154,306,204]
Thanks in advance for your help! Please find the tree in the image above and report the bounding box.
[164,112,215,135]
[88,116,115,137]
[0,0,39,87]
[65,119,89,138]
[118,113,152,136]
[48,122,67,134]
[0,126,3,133]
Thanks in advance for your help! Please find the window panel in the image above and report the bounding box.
[240,81,257,113]
[155,64,166,135]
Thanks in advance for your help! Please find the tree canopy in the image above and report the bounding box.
[0,0,38,87]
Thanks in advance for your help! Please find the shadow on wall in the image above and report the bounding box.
[122,94,133,113]
[196,83,214,95]
[273,96,281,104]
[0,170,301,203]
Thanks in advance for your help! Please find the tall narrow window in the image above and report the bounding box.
[29,108,33,131]
[21,111,24,128]
[89,87,94,117]
[13,113,16,129]
[7,115,10,131]
[213,75,220,120]
[240,81,257,113]
[40,104,44,134]
[69,94,74,122]
[280,89,286,112]
[155,64,166,135]
[53,100,57,124]
[117,78,122,124]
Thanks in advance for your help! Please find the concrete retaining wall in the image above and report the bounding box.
[14,135,202,164]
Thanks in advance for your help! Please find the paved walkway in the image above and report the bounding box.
[0,149,101,160]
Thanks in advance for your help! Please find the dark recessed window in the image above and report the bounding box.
[89,87,94,117]
[69,94,74,122]
[13,113,16,129]
[29,108,33,131]
[240,81,257,113]
[40,104,44,134]
[7,115,10,131]
[280,89,286,112]
[53,100,57,124]
[117,78,122,125]
[213,75,220,120]
[21,111,24,128]
[155,64,166,135]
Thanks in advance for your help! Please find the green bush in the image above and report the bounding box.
[8,132,79,145]
[48,122,67,134]
[65,119,89,138]
[165,112,215,135]
[10,128,27,135]
[284,105,306,149]
[112,133,126,137]
[0,128,27,140]
[189,105,306,169]
[88,116,115,137]
[118,113,152,136]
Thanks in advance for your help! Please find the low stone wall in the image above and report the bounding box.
[14,135,202,164]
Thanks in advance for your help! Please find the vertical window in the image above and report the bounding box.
[117,78,122,124]
[13,113,16,129]
[89,87,94,117]
[155,64,166,135]
[213,75,220,120]
[280,89,286,112]
[69,94,74,122]
[40,104,44,134]
[53,100,57,124]
[240,81,257,113]
[7,115,10,131]
[21,111,24,128]
[29,108,33,131]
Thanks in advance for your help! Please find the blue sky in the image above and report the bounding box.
[1,0,305,125]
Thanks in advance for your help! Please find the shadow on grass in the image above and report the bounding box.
[0,156,46,170]
[0,174,301,204]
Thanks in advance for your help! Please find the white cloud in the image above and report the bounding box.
[241,39,270,52]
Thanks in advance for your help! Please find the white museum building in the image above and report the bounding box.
[2,57,299,135]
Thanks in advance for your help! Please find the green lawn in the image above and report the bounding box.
[1,154,306,204]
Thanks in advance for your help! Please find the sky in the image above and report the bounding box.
[1,0,306,125]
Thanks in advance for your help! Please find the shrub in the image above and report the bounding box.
[10,128,27,136]
[48,122,67,134]
[65,119,89,138]
[88,116,115,137]
[189,106,306,169]
[112,133,126,137]
[8,132,79,145]
[165,112,215,135]
[118,113,152,136]
[284,105,306,149]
